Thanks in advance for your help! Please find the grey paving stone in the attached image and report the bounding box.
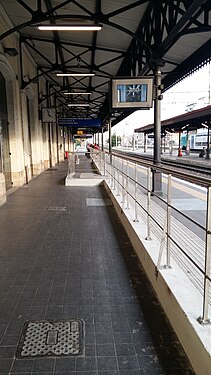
[0,160,196,375]
[55,357,76,372]
[0,346,16,358]
[116,343,136,356]
[11,358,34,372]
[117,355,140,371]
[96,343,116,357]
[76,357,97,372]
[32,357,55,372]
[97,356,118,371]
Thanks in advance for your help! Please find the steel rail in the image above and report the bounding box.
[111,150,211,187]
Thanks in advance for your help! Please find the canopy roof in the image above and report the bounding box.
[0,0,210,128]
[135,105,211,134]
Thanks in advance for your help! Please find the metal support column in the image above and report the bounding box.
[97,130,100,146]
[62,126,65,157]
[206,125,210,160]
[133,132,135,150]
[108,117,112,163]
[152,61,164,195]
[101,127,104,151]
[54,94,59,163]
[46,82,52,167]
[178,129,182,156]
[144,133,147,152]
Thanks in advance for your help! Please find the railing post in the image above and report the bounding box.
[157,174,172,268]
[67,152,75,174]
[109,160,112,186]
[116,162,120,196]
[121,158,124,200]
[157,215,167,268]
[97,150,101,174]
[103,151,106,176]
[122,159,126,209]
[111,164,114,189]
[134,163,139,222]
[101,151,103,172]
[145,167,152,240]
[198,186,211,324]
[90,148,93,162]
[126,160,129,209]
[166,174,172,268]
[113,156,116,190]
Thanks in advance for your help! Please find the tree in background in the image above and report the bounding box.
[106,134,121,146]
[112,134,121,146]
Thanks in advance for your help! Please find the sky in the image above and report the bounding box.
[111,61,211,136]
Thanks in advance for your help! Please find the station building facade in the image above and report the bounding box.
[0,6,67,206]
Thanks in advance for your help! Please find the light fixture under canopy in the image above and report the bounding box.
[57,73,95,77]
[67,103,90,107]
[63,92,91,95]
[37,24,102,31]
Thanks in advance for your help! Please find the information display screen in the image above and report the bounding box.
[111,77,154,109]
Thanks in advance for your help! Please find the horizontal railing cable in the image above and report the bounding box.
[92,150,211,323]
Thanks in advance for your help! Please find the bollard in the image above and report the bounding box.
[178,148,182,157]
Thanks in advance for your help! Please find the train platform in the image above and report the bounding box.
[0,157,196,375]
[161,150,211,164]
[116,147,211,169]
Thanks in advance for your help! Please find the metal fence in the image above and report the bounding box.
[67,150,88,174]
[67,152,75,175]
[91,149,211,324]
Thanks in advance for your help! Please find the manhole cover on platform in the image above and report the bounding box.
[16,320,84,358]
[86,198,112,206]
[46,206,67,211]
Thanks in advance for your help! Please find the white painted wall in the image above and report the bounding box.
[0,6,63,205]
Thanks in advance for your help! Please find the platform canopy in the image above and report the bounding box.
[135,105,211,134]
[0,0,210,129]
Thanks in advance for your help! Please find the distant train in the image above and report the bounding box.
[180,128,211,151]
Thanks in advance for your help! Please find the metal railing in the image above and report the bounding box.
[92,149,211,324]
[67,152,75,175]
[67,150,89,174]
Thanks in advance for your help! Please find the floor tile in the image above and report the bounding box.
[0,160,196,375]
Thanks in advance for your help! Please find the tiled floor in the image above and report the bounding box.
[0,158,195,374]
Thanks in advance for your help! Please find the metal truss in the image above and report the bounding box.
[109,0,211,122]
[0,0,210,124]
[117,0,211,78]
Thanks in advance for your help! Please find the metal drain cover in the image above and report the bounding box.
[86,198,112,206]
[16,320,84,358]
[46,206,67,211]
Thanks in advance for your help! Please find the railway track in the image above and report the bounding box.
[111,149,211,179]
[161,157,211,178]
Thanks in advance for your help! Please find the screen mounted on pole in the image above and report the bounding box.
[111,77,154,110]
